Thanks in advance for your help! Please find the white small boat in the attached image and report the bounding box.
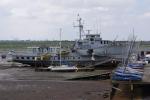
[48,65,78,72]
[48,29,78,72]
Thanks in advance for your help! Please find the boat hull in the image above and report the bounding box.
[12,59,107,67]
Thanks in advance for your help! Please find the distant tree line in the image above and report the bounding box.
[0,40,149,51]
[0,40,74,50]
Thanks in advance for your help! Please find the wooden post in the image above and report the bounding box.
[130,82,134,100]
[41,56,43,67]
[35,57,37,71]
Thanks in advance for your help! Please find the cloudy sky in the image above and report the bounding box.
[0,0,150,40]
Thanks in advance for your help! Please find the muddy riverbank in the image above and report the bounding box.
[0,63,111,100]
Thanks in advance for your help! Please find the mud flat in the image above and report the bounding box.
[0,80,111,100]
[0,63,112,100]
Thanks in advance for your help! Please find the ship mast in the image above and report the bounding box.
[59,28,62,66]
[74,14,83,40]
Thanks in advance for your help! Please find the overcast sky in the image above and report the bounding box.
[0,0,150,40]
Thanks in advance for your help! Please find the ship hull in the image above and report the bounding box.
[12,59,107,67]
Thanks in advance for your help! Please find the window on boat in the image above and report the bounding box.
[21,57,24,59]
[27,57,30,59]
[78,42,82,45]
[38,48,40,52]
[16,57,19,59]
[73,57,75,59]
[41,48,44,53]
[91,35,95,38]
[101,41,103,44]
[33,48,36,53]
[48,48,50,52]
[105,41,108,44]
[90,38,94,41]
[32,57,35,60]
[43,49,47,53]
[49,48,51,52]
[56,48,59,52]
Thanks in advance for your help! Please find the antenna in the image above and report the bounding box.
[114,35,118,41]
[96,17,102,35]
[95,19,99,34]
[132,28,135,34]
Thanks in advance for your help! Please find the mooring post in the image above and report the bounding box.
[110,83,119,100]
[130,80,134,100]
[131,84,133,91]
[35,57,37,71]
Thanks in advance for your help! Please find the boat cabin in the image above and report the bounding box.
[74,34,111,49]
[27,46,60,54]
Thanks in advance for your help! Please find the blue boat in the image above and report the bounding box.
[127,63,144,69]
[115,67,143,75]
[112,74,142,81]
[112,67,143,81]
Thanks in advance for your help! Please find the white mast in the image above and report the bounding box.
[59,28,62,66]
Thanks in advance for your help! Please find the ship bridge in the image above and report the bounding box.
[85,34,102,41]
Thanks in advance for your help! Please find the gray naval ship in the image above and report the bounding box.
[9,16,127,67]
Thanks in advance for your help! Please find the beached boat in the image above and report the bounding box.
[48,29,78,72]
[112,35,144,81]
[48,65,78,72]
[9,16,127,67]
